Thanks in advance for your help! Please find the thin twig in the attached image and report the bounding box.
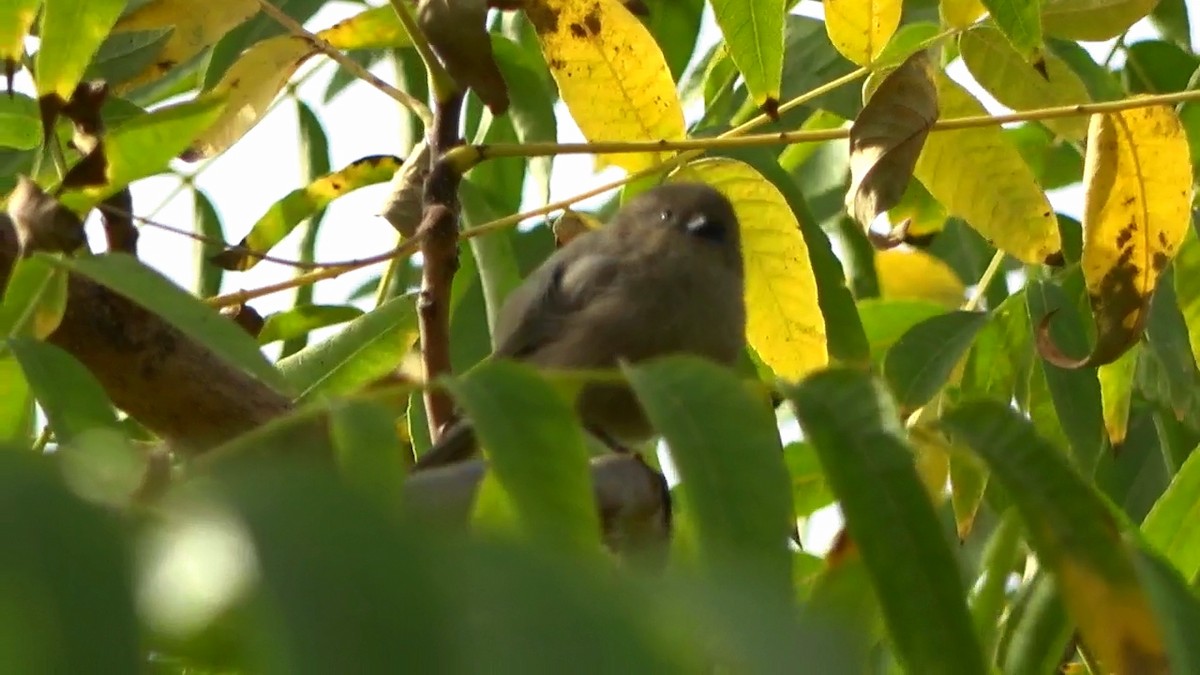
[254,0,432,126]
[448,88,1200,166]
[206,235,424,308]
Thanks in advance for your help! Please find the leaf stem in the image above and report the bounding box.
[964,250,1006,312]
[385,0,456,104]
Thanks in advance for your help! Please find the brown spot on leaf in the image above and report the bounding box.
[1043,250,1065,267]
[569,22,588,37]
[523,2,559,32]
[1115,223,1135,249]
[155,60,177,73]
[548,58,566,69]
[584,7,602,34]
[329,180,343,191]
[1153,251,1169,273]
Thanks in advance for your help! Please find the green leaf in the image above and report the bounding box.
[258,305,364,345]
[1123,39,1198,94]
[997,571,1072,675]
[330,398,406,503]
[0,255,67,339]
[1146,272,1200,419]
[84,28,173,87]
[1130,546,1200,673]
[874,21,941,69]
[34,0,125,98]
[0,94,40,150]
[214,155,399,271]
[47,253,287,392]
[1026,278,1104,470]
[448,361,600,557]
[710,0,785,110]
[643,0,704,80]
[884,310,988,409]
[460,180,522,345]
[490,36,556,207]
[1045,37,1123,101]
[0,356,33,444]
[202,0,327,87]
[0,0,39,64]
[0,451,139,672]
[6,337,119,444]
[58,96,227,213]
[1149,0,1192,49]
[192,187,225,298]
[278,293,419,400]
[961,291,1032,404]
[856,298,946,363]
[625,356,793,593]
[941,400,1168,672]
[1097,343,1140,446]
[979,0,1043,64]
[775,15,862,123]
[1004,123,1084,190]
[787,369,987,675]
[969,511,1024,658]
[783,441,834,517]
[1142,445,1200,583]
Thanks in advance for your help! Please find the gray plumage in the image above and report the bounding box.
[412,181,746,470]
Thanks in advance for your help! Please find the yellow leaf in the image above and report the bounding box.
[824,0,902,66]
[112,0,260,93]
[874,248,965,309]
[959,26,1091,141]
[1042,0,1160,41]
[184,35,317,160]
[907,425,950,505]
[1083,107,1193,347]
[914,72,1061,265]
[670,159,828,380]
[1055,555,1167,673]
[1097,343,1138,445]
[940,0,986,28]
[319,5,413,50]
[525,0,685,172]
[0,0,39,62]
[1040,105,1193,368]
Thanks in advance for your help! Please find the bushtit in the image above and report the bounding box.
[412,181,746,470]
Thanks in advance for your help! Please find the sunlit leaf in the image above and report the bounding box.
[35,0,125,98]
[1143,445,1200,583]
[278,294,419,401]
[111,0,259,92]
[0,0,40,63]
[980,0,1044,66]
[940,0,987,28]
[1038,106,1193,368]
[915,72,1061,265]
[525,0,685,171]
[320,5,413,50]
[671,158,827,379]
[825,0,902,66]
[709,0,784,111]
[258,305,365,345]
[212,155,400,271]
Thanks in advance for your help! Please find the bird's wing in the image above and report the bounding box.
[492,245,622,360]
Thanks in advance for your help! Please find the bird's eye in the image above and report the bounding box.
[659,209,674,222]
[684,214,726,241]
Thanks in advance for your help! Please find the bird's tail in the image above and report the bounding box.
[411,419,478,471]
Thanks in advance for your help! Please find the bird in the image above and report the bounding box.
[411,181,746,471]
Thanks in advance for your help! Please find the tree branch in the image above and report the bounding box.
[416,90,465,440]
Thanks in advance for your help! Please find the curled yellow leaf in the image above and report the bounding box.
[824,0,902,66]
[1038,105,1194,368]
[525,0,684,172]
[670,158,828,380]
[183,36,317,160]
[112,0,260,93]
[914,72,1061,266]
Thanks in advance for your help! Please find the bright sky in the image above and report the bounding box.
[12,2,1191,553]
